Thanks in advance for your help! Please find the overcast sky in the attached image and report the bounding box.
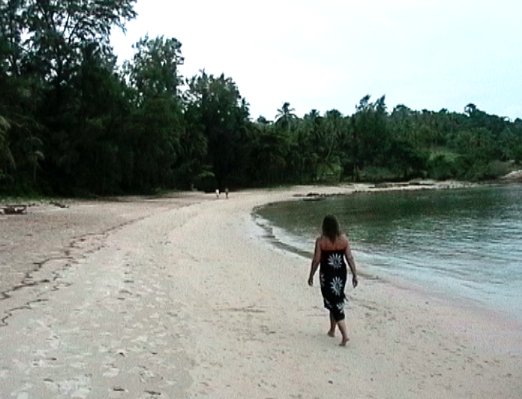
[111,0,522,121]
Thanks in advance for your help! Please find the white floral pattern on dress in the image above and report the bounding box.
[330,276,343,296]
[328,253,343,269]
[319,273,325,287]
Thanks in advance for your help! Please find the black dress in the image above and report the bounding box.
[319,248,347,321]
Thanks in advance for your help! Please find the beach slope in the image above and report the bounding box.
[0,185,521,398]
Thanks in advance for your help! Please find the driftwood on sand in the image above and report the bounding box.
[0,204,27,215]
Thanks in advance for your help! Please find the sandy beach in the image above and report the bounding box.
[1,184,521,398]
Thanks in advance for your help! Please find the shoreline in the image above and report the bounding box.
[1,183,521,398]
[253,181,522,326]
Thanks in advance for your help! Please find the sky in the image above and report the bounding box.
[111,0,522,121]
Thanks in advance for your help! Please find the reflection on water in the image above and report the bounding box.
[256,184,522,320]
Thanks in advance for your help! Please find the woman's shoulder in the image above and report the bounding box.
[337,235,349,249]
[319,235,348,251]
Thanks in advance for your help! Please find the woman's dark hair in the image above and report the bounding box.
[322,214,341,242]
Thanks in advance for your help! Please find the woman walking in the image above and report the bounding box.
[308,215,358,346]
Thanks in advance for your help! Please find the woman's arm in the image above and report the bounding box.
[344,239,358,288]
[308,238,321,286]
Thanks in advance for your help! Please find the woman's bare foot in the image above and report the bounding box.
[339,337,350,346]
[327,330,335,337]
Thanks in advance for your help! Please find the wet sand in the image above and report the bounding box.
[1,184,521,398]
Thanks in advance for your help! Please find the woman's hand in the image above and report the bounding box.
[308,276,314,286]
[352,275,358,288]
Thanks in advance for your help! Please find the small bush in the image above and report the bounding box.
[359,167,399,182]
[194,170,217,193]
[427,154,457,180]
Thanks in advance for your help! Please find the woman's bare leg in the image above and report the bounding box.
[327,312,336,337]
[337,319,349,346]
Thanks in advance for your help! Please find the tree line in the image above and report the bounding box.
[1,0,521,196]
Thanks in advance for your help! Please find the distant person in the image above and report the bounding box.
[225,187,229,199]
[308,214,358,346]
[215,188,220,199]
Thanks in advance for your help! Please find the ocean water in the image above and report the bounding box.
[255,184,522,321]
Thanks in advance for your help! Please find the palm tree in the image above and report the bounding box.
[24,135,44,183]
[275,102,297,131]
[0,116,15,179]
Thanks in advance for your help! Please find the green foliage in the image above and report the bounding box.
[275,102,297,131]
[512,145,522,163]
[1,0,521,195]
[184,71,251,187]
[246,125,291,185]
[427,153,458,180]
[22,0,137,84]
[0,115,14,179]
[316,159,342,183]
[352,95,390,170]
[457,158,512,181]
[484,161,511,179]
[122,35,185,193]
[194,170,217,193]
[125,35,183,100]
[359,166,399,183]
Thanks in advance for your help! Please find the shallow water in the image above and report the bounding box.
[255,184,522,321]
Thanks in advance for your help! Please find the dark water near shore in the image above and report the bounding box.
[255,184,522,321]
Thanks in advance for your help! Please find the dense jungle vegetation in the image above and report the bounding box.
[1,1,522,196]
